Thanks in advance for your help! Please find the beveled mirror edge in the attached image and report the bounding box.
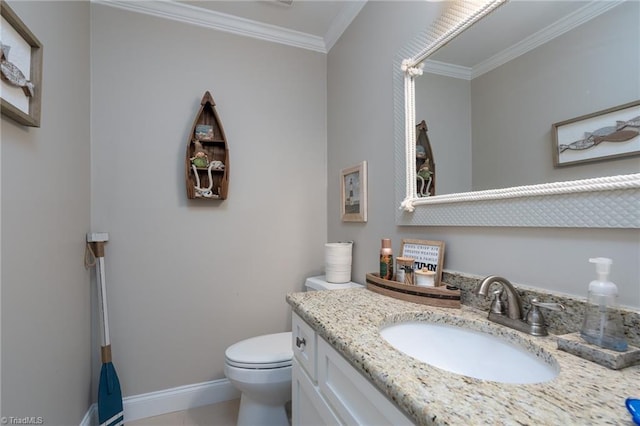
[394,0,640,228]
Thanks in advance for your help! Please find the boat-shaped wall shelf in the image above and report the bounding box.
[185,91,229,200]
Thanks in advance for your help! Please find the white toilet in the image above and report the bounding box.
[224,275,363,426]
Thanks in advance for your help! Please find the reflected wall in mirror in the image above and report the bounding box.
[394,0,640,228]
[417,0,639,195]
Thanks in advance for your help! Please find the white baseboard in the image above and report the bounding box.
[80,378,240,425]
[79,405,97,426]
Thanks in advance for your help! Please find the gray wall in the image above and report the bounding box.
[90,5,327,396]
[415,73,472,195]
[327,1,438,278]
[1,1,91,423]
[327,1,640,309]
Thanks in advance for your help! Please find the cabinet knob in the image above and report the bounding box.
[296,337,306,349]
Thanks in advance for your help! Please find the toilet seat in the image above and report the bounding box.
[225,332,293,369]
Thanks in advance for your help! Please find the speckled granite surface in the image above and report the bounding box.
[286,288,640,425]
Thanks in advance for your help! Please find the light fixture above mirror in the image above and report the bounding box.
[394,0,640,228]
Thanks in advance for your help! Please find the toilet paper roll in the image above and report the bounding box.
[325,242,353,257]
[326,270,351,284]
[326,254,352,265]
[326,263,352,272]
[325,242,353,283]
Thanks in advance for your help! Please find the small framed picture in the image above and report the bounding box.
[1,1,43,127]
[552,100,640,167]
[195,124,214,141]
[400,239,445,286]
[341,161,367,222]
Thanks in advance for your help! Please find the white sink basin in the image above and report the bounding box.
[380,321,558,384]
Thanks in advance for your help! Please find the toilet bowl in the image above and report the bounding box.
[224,332,293,426]
[224,276,363,426]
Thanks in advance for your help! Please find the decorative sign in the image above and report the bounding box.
[401,239,445,286]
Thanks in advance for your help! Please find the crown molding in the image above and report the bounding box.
[93,0,326,52]
[423,0,624,80]
[472,0,624,79]
[423,59,472,80]
[93,0,367,54]
[324,1,367,51]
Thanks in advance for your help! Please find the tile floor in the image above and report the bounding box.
[127,399,239,426]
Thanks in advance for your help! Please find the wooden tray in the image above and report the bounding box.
[365,273,460,309]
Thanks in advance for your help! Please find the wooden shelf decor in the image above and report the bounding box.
[366,273,460,309]
[185,91,229,200]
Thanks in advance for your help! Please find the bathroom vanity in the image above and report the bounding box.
[291,312,412,425]
[287,288,640,425]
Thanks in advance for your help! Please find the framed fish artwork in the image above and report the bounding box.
[1,1,43,127]
[552,100,640,167]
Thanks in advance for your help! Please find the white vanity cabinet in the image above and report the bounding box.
[291,313,414,426]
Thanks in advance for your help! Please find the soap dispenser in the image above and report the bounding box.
[580,257,628,352]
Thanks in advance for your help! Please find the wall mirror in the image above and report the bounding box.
[394,0,640,228]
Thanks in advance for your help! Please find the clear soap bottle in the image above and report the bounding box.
[580,257,628,352]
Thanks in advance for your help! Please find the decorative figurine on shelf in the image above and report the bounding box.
[417,163,433,197]
[209,160,224,170]
[191,151,209,168]
[190,140,209,168]
[190,139,217,198]
[191,160,218,198]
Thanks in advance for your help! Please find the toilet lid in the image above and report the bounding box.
[225,332,293,369]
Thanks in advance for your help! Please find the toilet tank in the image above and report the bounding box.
[304,275,364,291]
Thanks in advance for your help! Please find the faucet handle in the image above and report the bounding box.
[490,289,505,314]
[531,299,565,312]
[525,298,565,336]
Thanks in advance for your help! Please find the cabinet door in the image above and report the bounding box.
[292,359,342,426]
[292,313,317,381]
[317,337,414,426]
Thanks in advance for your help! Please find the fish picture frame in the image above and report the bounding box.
[1,1,43,127]
[552,100,640,167]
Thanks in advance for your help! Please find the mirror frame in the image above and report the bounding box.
[394,0,640,228]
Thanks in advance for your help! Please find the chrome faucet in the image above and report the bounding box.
[476,276,523,320]
[476,275,565,336]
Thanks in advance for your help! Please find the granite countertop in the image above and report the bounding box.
[286,288,640,426]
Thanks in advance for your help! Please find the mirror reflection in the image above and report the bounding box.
[414,1,639,197]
